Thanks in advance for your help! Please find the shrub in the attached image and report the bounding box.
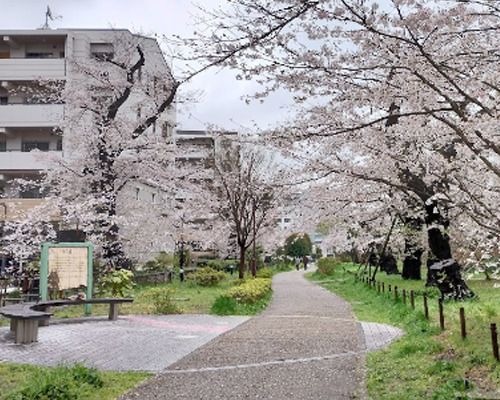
[6,364,103,400]
[228,278,272,304]
[211,295,237,315]
[317,257,340,275]
[256,267,273,279]
[98,269,134,297]
[273,261,293,272]
[142,251,174,273]
[143,287,180,314]
[186,267,227,286]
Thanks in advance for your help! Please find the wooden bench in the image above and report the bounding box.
[0,298,133,344]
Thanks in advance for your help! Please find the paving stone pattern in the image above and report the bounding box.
[123,270,402,400]
[0,315,249,371]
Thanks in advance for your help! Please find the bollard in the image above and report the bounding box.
[438,299,445,330]
[491,323,499,361]
[402,289,406,305]
[459,307,466,339]
[394,286,398,301]
[423,293,429,319]
[410,290,415,309]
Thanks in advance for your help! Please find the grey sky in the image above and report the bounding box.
[0,0,295,130]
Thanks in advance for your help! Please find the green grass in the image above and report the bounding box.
[308,263,500,399]
[0,362,149,400]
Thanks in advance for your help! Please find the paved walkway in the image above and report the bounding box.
[122,270,402,399]
[0,315,249,371]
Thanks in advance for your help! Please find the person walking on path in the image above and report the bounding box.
[302,255,309,270]
[122,268,367,399]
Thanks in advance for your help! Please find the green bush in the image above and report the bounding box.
[228,278,272,304]
[98,269,134,297]
[211,295,237,315]
[256,267,273,279]
[142,251,174,273]
[273,261,293,272]
[317,257,340,275]
[143,287,180,314]
[6,364,103,400]
[186,267,227,287]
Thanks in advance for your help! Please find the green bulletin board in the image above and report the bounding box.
[40,242,94,315]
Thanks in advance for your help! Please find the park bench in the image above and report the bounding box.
[0,297,133,344]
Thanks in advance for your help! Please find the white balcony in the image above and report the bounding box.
[0,104,63,127]
[0,150,62,171]
[0,59,66,80]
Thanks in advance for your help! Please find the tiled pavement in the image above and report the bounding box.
[0,315,249,371]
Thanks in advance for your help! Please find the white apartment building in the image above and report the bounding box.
[0,29,175,263]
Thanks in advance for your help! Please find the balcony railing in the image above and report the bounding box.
[0,104,63,127]
[0,58,66,80]
[0,150,62,171]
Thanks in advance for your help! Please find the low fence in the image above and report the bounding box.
[356,275,499,362]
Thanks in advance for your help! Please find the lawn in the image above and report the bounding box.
[0,363,149,400]
[309,262,500,399]
[0,272,269,323]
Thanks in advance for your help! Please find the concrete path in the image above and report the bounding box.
[0,315,249,371]
[123,270,376,400]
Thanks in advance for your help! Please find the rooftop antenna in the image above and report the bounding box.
[40,5,62,30]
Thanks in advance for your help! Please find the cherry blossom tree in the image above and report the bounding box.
[180,0,499,299]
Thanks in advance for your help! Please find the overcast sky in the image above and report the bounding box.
[1,0,296,131]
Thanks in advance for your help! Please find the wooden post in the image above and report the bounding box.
[109,303,119,320]
[410,290,415,309]
[388,284,391,293]
[394,286,398,301]
[491,323,499,361]
[382,282,385,293]
[402,289,406,305]
[459,307,466,339]
[423,293,429,319]
[439,299,445,330]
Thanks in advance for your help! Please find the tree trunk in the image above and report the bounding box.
[424,199,474,300]
[402,217,423,280]
[379,250,399,275]
[402,246,423,280]
[238,244,246,280]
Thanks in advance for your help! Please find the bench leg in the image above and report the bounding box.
[14,320,39,344]
[38,307,51,326]
[109,303,119,320]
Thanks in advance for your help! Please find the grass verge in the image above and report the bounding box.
[0,362,149,400]
[308,263,500,399]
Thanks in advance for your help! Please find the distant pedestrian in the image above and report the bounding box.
[303,256,309,271]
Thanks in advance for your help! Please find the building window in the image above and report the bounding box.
[22,142,50,152]
[0,97,7,105]
[90,43,114,61]
[56,138,63,151]
[135,187,140,200]
[0,142,6,152]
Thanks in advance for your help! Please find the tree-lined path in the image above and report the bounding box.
[123,270,372,399]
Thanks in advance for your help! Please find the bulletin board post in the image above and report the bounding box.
[40,242,94,315]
